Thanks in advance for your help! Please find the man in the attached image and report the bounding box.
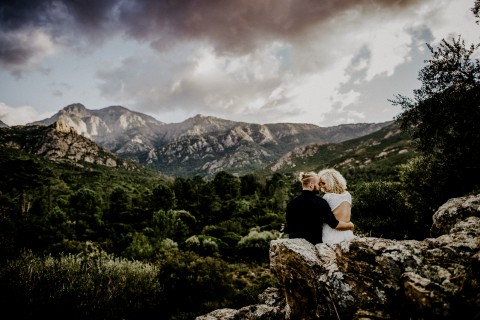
[285,172,354,244]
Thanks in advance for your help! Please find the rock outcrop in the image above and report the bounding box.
[197,193,480,319]
[0,122,142,171]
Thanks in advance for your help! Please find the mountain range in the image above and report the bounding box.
[2,103,397,177]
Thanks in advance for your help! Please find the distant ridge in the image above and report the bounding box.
[262,121,415,179]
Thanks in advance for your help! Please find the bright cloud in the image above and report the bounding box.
[0,102,53,125]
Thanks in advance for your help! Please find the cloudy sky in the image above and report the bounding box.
[0,0,478,126]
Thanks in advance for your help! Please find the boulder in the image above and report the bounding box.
[195,287,286,320]
[271,193,480,319]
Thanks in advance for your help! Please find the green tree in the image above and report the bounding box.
[108,186,132,218]
[213,171,241,201]
[68,188,103,241]
[122,231,155,260]
[353,181,413,239]
[150,183,176,211]
[240,173,264,196]
[0,158,53,215]
[397,156,444,238]
[150,209,190,244]
[173,177,190,209]
[41,206,74,252]
[103,187,140,255]
[390,36,480,220]
[173,176,213,222]
[472,0,480,24]
[0,191,20,259]
[265,173,291,211]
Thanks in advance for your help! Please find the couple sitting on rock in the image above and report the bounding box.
[285,169,355,244]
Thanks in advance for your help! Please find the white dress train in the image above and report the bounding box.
[322,192,355,244]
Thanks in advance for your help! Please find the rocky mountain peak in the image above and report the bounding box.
[103,105,129,113]
[184,114,238,131]
[61,103,89,117]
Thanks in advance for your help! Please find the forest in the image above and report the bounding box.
[1,16,480,320]
[0,145,421,320]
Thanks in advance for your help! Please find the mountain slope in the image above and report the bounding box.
[0,121,143,171]
[263,121,416,181]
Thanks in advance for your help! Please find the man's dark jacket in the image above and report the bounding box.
[285,190,339,244]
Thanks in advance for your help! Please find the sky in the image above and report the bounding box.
[0,0,478,127]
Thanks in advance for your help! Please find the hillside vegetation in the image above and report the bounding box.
[263,121,415,183]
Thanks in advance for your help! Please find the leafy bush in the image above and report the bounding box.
[122,231,156,260]
[397,156,452,239]
[353,181,413,239]
[184,234,227,256]
[155,249,234,319]
[237,228,281,262]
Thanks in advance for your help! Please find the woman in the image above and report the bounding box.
[318,168,355,244]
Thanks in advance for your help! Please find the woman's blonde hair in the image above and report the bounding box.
[318,168,347,194]
[298,171,317,187]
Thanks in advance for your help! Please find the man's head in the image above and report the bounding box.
[299,171,320,193]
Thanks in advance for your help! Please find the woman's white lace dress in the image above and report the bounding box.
[322,192,355,244]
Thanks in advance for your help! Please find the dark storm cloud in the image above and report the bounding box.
[0,0,118,30]
[0,32,38,65]
[0,0,119,66]
[120,0,425,54]
[0,0,425,67]
[0,0,50,66]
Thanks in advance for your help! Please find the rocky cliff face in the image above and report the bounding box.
[197,193,480,319]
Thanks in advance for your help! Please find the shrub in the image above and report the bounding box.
[0,247,161,320]
[237,228,281,262]
[185,235,227,256]
[353,181,413,239]
[155,249,234,319]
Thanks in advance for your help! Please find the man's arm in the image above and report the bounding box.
[285,200,297,237]
[322,199,354,230]
[335,221,354,231]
